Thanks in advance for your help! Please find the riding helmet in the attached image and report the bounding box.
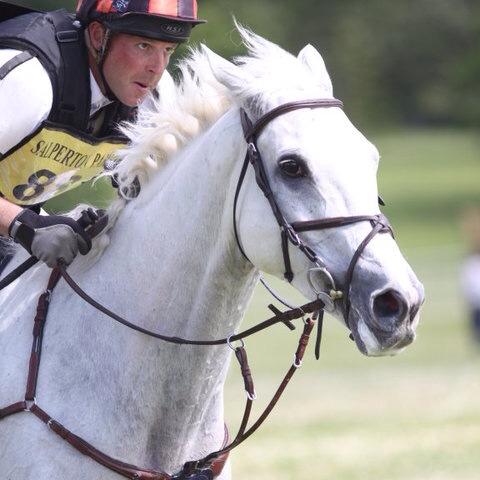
[76,0,206,43]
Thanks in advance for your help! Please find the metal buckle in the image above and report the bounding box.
[283,225,301,246]
[247,142,259,163]
[293,354,303,368]
[24,397,36,411]
[307,267,342,312]
[177,461,214,480]
[227,335,245,351]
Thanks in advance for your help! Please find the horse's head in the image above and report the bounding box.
[203,27,424,356]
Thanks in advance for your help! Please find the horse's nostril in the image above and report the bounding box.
[374,290,400,317]
[372,289,407,329]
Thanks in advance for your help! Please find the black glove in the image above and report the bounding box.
[8,209,92,268]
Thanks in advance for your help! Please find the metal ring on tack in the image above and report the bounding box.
[24,397,36,411]
[227,335,245,351]
[296,307,308,324]
[293,354,302,368]
[307,267,341,312]
[307,266,337,294]
[316,292,335,312]
[246,390,257,401]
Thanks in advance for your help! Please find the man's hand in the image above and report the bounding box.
[8,210,92,267]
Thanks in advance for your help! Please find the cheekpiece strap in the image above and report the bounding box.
[242,99,344,141]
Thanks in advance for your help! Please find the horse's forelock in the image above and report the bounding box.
[229,24,334,117]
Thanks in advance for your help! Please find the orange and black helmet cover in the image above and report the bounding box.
[76,0,205,42]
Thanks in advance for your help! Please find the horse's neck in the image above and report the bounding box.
[41,108,258,473]
[105,108,255,333]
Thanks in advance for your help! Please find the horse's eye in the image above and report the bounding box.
[278,157,306,178]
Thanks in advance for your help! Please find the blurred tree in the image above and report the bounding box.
[329,0,480,126]
[5,0,480,127]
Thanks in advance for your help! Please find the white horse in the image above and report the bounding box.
[0,28,424,479]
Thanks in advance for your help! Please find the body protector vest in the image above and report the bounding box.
[0,5,135,206]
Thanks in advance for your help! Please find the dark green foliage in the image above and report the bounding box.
[7,0,480,127]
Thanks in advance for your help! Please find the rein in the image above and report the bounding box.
[0,99,393,480]
[58,262,323,344]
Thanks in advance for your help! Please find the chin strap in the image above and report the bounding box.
[90,25,119,103]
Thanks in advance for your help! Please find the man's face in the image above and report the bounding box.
[90,24,176,106]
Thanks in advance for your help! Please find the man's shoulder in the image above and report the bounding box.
[0,47,50,78]
[0,47,53,154]
[0,48,23,64]
[0,47,52,98]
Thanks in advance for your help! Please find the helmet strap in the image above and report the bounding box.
[98,27,111,64]
[95,27,121,103]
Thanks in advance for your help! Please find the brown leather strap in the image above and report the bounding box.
[314,310,324,360]
[243,99,344,141]
[340,214,393,322]
[27,402,231,479]
[0,401,27,419]
[57,261,324,346]
[291,215,380,232]
[234,346,255,400]
[25,269,62,401]
[30,404,170,480]
[200,319,316,467]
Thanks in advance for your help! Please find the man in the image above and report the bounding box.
[0,0,204,271]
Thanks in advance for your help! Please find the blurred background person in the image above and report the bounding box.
[460,206,480,345]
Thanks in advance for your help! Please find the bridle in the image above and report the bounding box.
[234,99,394,324]
[0,98,394,480]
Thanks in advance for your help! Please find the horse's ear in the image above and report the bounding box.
[297,44,333,95]
[202,45,252,98]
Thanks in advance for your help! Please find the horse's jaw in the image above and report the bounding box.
[347,308,419,357]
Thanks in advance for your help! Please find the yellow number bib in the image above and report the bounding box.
[0,122,126,205]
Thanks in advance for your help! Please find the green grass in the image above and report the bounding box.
[374,128,480,248]
[222,128,480,479]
